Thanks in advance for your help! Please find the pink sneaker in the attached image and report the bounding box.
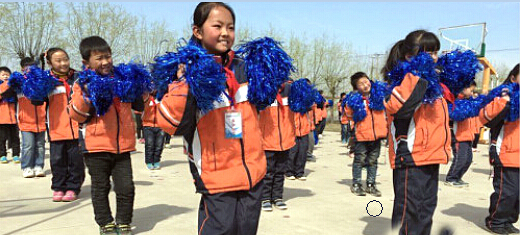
[62,190,77,202]
[53,191,64,202]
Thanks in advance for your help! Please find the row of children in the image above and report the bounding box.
[336,29,518,235]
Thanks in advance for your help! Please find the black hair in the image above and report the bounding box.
[350,72,369,90]
[191,2,235,44]
[20,57,35,69]
[470,81,477,87]
[381,30,440,78]
[0,67,11,75]
[79,36,112,61]
[503,63,520,85]
[39,47,69,70]
[340,92,346,97]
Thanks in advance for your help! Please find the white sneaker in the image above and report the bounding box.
[33,167,45,177]
[297,176,307,181]
[23,168,35,178]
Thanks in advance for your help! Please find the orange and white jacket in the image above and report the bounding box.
[142,95,160,128]
[0,95,16,125]
[0,82,46,133]
[345,96,387,142]
[479,97,519,168]
[47,70,79,141]
[452,116,477,142]
[294,112,311,137]
[385,73,451,169]
[68,77,143,154]
[156,52,266,194]
[258,82,296,151]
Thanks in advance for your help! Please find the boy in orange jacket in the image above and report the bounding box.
[345,72,387,197]
[0,67,20,164]
[68,36,144,235]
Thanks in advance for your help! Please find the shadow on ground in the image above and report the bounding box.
[283,187,314,202]
[441,203,488,232]
[133,204,192,234]
[359,216,391,235]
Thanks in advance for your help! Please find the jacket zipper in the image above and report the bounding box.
[441,101,449,159]
[115,107,120,154]
[35,105,39,132]
[8,104,13,123]
[370,108,377,140]
[277,105,283,151]
[69,118,75,139]
[239,138,253,189]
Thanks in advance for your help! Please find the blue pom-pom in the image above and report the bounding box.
[113,63,153,102]
[236,37,295,110]
[0,80,16,103]
[346,92,366,123]
[8,72,24,94]
[22,66,59,102]
[288,79,315,114]
[386,52,443,104]
[313,89,325,105]
[448,98,481,121]
[77,70,115,116]
[438,50,482,95]
[152,43,226,112]
[507,83,519,122]
[369,81,386,111]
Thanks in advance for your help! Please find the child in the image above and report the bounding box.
[0,67,20,164]
[344,72,386,197]
[338,92,348,144]
[382,30,450,235]
[481,64,519,234]
[9,58,47,178]
[68,36,143,235]
[259,81,295,211]
[141,91,165,170]
[316,90,327,137]
[40,48,85,202]
[154,3,292,234]
[134,110,144,144]
[445,81,477,187]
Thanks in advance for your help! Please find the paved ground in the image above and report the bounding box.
[0,130,518,235]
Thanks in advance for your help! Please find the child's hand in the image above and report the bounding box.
[177,64,186,80]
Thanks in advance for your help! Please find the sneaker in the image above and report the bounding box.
[306,155,316,162]
[146,163,154,170]
[505,223,520,233]
[351,183,366,196]
[139,138,145,144]
[12,156,20,163]
[273,199,287,210]
[457,179,469,187]
[99,222,118,235]
[444,180,464,188]
[22,168,34,178]
[297,176,307,181]
[0,156,7,163]
[117,224,132,235]
[33,167,45,177]
[485,224,509,234]
[62,190,77,202]
[366,184,382,197]
[53,191,64,202]
[286,175,296,180]
[153,162,161,170]
[261,200,273,212]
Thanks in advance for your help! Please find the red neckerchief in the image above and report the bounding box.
[440,83,455,111]
[216,51,240,106]
[51,70,74,97]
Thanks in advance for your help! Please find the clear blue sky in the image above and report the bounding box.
[118,2,518,72]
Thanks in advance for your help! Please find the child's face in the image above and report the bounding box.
[425,51,439,63]
[0,71,10,81]
[193,6,235,55]
[356,77,371,95]
[461,87,473,98]
[83,50,113,76]
[48,51,70,74]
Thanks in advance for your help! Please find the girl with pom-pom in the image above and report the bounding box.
[445,81,478,188]
[481,64,519,234]
[0,58,47,178]
[344,72,387,197]
[68,36,144,235]
[155,3,273,234]
[382,30,451,235]
[40,48,85,202]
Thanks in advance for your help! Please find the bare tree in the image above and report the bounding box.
[65,2,137,65]
[287,33,309,79]
[129,16,177,64]
[0,2,60,60]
